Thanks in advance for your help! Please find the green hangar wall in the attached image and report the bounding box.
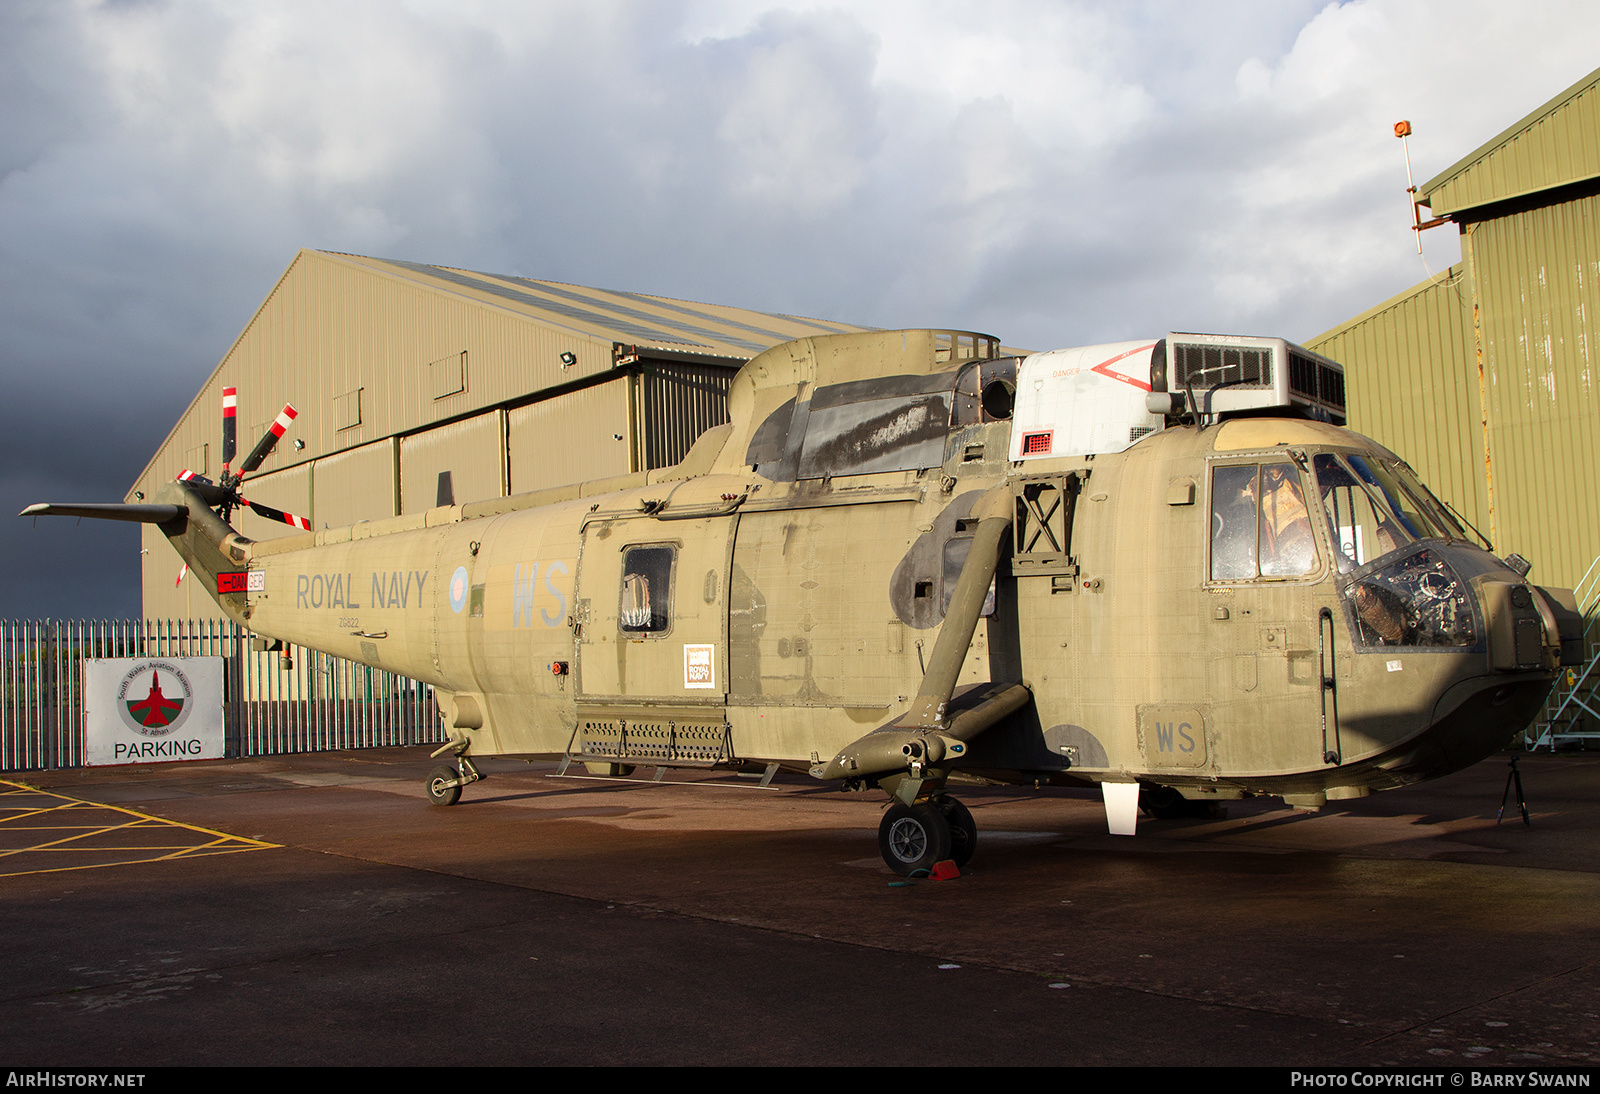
[1309,66,1600,592]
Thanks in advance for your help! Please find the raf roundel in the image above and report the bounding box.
[448,566,470,614]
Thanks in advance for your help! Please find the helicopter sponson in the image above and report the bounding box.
[24,328,1581,875]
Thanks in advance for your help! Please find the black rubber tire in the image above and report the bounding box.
[937,796,978,868]
[427,765,461,807]
[1140,783,1209,819]
[878,802,953,876]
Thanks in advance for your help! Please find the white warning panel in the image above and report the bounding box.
[1010,340,1164,460]
[83,657,225,766]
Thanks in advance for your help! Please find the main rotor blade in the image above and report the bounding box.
[242,498,311,531]
[238,404,298,475]
[221,386,237,469]
[20,502,187,524]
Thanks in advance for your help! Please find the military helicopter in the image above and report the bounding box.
[24,328,1583,875]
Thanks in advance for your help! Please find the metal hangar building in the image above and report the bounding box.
[1309,66,1600,592]
[130,250,869,619]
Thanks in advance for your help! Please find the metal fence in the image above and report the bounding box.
[0,619,445,772]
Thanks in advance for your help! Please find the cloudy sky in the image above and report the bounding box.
[3,0,1597,618]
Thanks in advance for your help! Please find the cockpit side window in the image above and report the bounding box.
[1313,454,1408,572]
[1385,461,1468,541]
[1259,464,1317,576]
[1210,462,1319,581]
[1347,456,1449,541]
[1212,465,1259,580]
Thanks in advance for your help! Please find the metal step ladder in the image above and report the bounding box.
[1529,555,1600,750]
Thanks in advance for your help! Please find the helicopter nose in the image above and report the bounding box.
[1479,580,1554,672]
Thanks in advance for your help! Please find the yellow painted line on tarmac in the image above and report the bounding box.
[0,779,278,878]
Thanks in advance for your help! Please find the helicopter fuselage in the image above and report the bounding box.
[171,404,1564,811]
[44,325,1570,874]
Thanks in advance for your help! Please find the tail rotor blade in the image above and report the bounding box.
[238,404,298,475]
[242,497,312,531]
[221,387,237,470]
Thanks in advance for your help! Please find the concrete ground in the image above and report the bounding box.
[3,748,1599,1066]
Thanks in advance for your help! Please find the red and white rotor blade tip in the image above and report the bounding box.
[221,387,238,469]
[238,404,298,475]
[242,498,311,531]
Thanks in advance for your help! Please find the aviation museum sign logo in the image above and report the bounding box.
[83,657,225,766]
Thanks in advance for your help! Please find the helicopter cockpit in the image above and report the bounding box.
[1208,449,1489,654]
[1308,452,1483,651]
[1006,329,1564,662]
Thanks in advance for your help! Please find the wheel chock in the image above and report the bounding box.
[929,859,961,881]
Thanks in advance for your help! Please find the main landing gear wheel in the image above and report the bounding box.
[1139,783,1212,819]
[878,802,953,876]
[426,765,461,807]
[937,795,977,868]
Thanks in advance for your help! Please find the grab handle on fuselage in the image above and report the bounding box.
[1319,607,1342,765]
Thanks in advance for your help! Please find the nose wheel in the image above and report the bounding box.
[877,795,978,875]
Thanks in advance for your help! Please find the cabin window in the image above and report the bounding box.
[619,545,675,635]
[1210,462,1318,581]
[749,367,1010,480]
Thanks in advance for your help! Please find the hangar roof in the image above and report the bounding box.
[130,249,876,496]
[344,252,872,361]
[1421,66,1600,218]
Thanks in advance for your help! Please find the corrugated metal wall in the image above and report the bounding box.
[1307,265,1487,533]
[1310,195,1600,592]
[129,250,862,622]
[640,362,735,470]
[1468,191,1600,587]
[130,250,616,519]
[399,410,506,513]
[1424,70,1600,218]
[507,379,633,493]
[313,438,398,529]
[1307,67,1600,592]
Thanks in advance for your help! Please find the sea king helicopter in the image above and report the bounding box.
[25,328,1584,875]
